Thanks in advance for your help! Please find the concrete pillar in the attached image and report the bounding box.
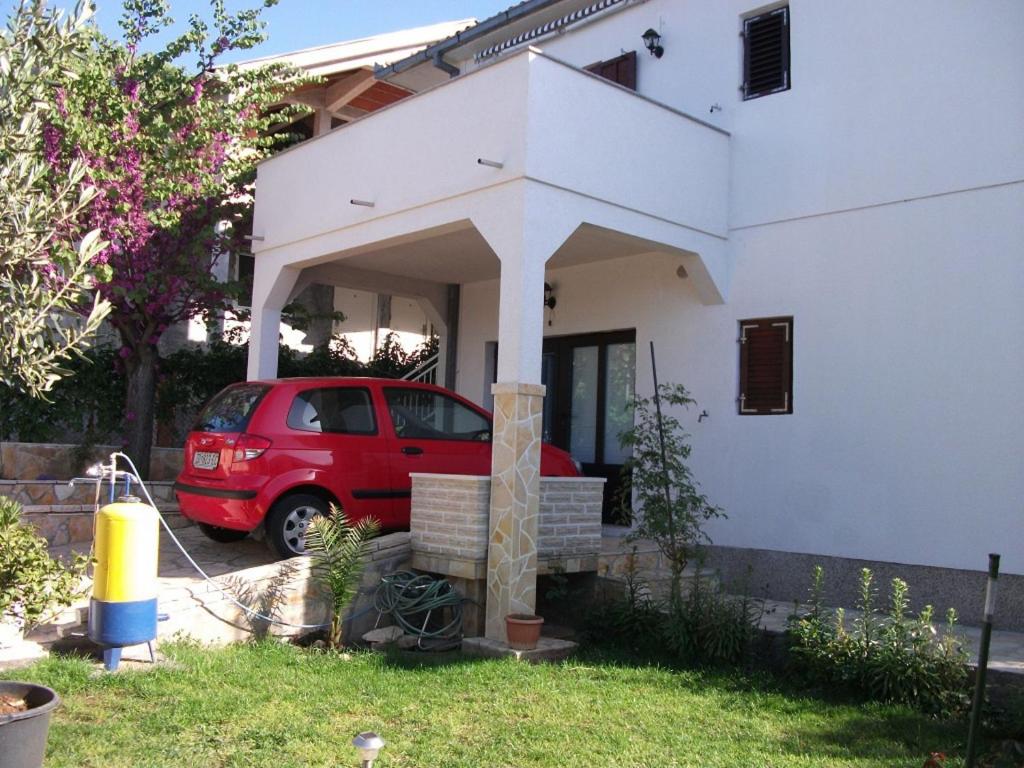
[443,284,460,390]
[247,262,299,380]
[475,209,576,642]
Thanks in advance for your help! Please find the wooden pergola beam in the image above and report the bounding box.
[324,69,376,114]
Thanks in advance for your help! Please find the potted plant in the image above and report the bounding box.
[0,681,61,768]
[505,613,544,650]
[0,497,88,649]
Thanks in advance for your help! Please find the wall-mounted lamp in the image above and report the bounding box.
[543,282,557,310]
[642,28,664,58]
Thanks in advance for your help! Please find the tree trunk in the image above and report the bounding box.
[124,343,157,480]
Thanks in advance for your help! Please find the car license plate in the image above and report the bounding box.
[192,451,219,470]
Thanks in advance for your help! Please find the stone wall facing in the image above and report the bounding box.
[0,442,184,481]
[154,531,413,645]
[410,473,604,577]
[0,479,187,547]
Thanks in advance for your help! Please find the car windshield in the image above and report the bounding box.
[194,384,269,433]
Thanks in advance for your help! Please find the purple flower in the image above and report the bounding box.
[122,79,140,100]
[54,87,68,118]
[43,124,62,166]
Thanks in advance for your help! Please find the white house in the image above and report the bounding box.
[245,0,1024,635]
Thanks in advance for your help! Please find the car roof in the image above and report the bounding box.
[247,377,448,390]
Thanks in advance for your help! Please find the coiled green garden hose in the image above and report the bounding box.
[374,571,465,649]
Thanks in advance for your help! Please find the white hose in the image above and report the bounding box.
[109,452,329,630]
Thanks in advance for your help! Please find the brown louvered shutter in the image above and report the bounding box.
[738,317,793,414]
[584,51,637,90]
[743,6,790,100]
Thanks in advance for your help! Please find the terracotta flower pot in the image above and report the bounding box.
[505,614,543,650]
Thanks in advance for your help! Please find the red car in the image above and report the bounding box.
[174,377,580,558]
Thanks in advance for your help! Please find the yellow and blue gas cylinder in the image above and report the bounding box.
[87,495,159,670]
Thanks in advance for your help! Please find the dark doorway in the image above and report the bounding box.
[544,330,636,524]
[490,330,637,523]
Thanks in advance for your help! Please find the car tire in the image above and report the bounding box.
[197,522,250,543]
[265,493,328,559]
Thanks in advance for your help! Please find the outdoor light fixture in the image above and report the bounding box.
[544,282,557,310]
[642,28,664,58]
[350,199,375,208]
[477,157,504,169]
[352,731,385,768]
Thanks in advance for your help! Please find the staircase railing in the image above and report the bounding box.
[402,353,440,384]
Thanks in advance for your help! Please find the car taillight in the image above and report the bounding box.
[233,434,272,463]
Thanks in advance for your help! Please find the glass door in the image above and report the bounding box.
[543,330,636,524]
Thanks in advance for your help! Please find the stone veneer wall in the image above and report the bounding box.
[153,532,412,645]
[0,442,184,481]
[0,479,187,547]
[410,473,604,577]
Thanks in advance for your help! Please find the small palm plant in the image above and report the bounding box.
[304,505,379,649]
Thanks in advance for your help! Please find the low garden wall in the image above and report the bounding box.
[409,473,605,578]
[153,531,413,646]
[0,479,187,546]
[0,441,183,482]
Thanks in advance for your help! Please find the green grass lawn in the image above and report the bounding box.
[16,641,968,767]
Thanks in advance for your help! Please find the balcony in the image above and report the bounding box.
[252,47,730,295]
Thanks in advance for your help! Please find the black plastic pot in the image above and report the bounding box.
[0,681,60,768]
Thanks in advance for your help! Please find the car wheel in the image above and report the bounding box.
[265,493,328,558]
[197,522,250,543]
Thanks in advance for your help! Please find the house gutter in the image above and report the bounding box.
[375,0,567,79]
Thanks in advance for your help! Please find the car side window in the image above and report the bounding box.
[384,388,491,441]
[287,387,377,435]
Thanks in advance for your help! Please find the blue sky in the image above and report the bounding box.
[20,1,515,62]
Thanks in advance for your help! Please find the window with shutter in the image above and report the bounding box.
[742,6,790,100]
[584,51,637,90]
[738,317,793,414]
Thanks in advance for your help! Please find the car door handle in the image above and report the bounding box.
[401,446,424,456]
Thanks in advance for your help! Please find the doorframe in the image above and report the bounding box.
[542,328,636,464]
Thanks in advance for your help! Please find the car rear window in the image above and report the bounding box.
[287,387,377,435]
[194,383,269,433]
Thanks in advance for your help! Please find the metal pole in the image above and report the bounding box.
[964,552,1000,768]
[648,343,678,599]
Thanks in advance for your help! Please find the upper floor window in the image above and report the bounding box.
[738,317,793,414]
[742,6,790,100]
[585,51,637,91]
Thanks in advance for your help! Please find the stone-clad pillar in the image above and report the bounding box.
[475,202,577,642]
[486,381,545,638]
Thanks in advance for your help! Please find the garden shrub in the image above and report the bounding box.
[661,572,761,666]
[0,345,125,444]
[0,497,89,631]
[787,566,969,717]
[585,548,760,667]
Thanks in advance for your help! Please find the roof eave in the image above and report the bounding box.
[374,0,567,79]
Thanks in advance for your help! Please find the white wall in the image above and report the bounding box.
[333,289,431,361]
[458,0,1024,228]
[457,182,1024,575]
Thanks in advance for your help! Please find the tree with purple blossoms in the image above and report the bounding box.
[47,0,304,474]
[0,0,111,396]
